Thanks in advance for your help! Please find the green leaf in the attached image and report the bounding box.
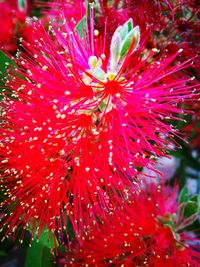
[38,229,56,249]
[109,19,140,71]
[31,223,57,249]
[127,18,133,33]
[179,186,189,204]
[18,0,27,11]
[120,18,133,40]
[76,16,87,39]
[183,200,199,218]
[190,194,199,203]
[0,50,15,80]
[24,226,55,267]
[119,26,140,60]
[0,50,16,99]
[24,241,52,267]
[28,221,57,249]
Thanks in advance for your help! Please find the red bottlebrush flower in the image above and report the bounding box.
[65,183,200,266]
[0,10,197,242]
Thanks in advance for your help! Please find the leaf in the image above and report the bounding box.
[120,18,133,40]
[0,50,15,80]
[38,229,56,249]
[179,186,189,204]
[24,241,52,267]
[76,16,87,39]
[109,19,140,71]
[119,26,140,60]
[28,221,57,249]
[18,0,26,11]
[31,223,57,249]
[0,50,16,99]
[190,194,199,203]
[127,18,134,33]
[24,226,55,267]
[183,200,199,218]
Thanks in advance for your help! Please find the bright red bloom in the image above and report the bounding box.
[65,183,200,266]
[0,9,197,241]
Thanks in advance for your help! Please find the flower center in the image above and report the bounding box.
[74,18,140,117]
[82,55,129,114]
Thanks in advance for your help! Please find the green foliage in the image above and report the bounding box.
[18,0,27,11]
[120,26,140,59]
[24,242,52,267]
[24,228,56,267]
[178,186,199,226]
[183,200,199,218]
[110,18,140,71]
[76,16,87,39]
[179,186,189,204]
[35,228,56,249]
[0,50,15,100]
[0,50,15,86]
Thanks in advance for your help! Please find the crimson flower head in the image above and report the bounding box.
[65,183,200,266]
[0,6,196,241]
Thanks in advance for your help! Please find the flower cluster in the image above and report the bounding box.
[64,183,200,266]
[0,0,199,266]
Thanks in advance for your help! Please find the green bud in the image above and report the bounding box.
[18,0,27,11]
[110,19,140,72]
[120,26,140,60]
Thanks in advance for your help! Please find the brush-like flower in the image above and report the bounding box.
[0,9,196,241]
[65,183,200,266]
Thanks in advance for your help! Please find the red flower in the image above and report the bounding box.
[0,9,196,241]
[65,183,200,266]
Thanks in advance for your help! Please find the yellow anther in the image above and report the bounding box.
[94,29,99,36]
[88,56,102,69]
[107,72,116,81]
[88,56,98,69]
